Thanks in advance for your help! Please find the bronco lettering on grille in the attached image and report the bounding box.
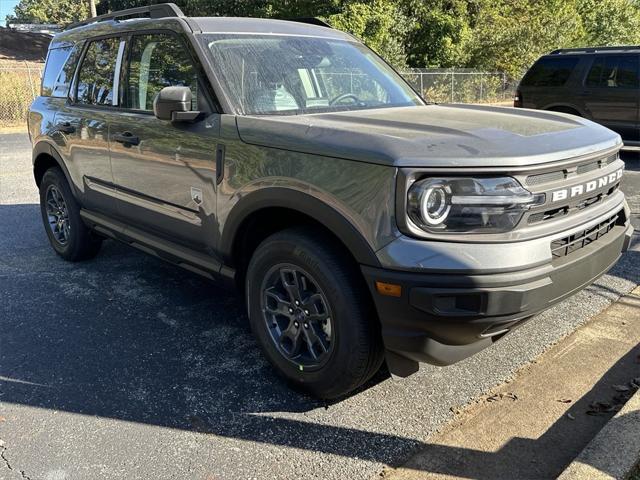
[550,169,623,203]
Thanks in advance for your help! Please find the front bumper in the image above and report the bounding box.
[362,206,634,377]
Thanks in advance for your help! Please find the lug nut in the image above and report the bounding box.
[304,323,309,329]
[294,321,299,328]
[288,308,294,314]
[295,300,300,306]
[304,310,309,315]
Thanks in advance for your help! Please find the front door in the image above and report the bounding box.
[54,36,126,216]
[581,54,640,142]
[108,32,220,252]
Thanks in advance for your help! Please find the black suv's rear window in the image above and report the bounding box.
[521,56,579,87]
[42,45,80,98]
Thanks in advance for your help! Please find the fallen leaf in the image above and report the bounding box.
[487,392,518,402]
[557,399,572,404]
[612,384,630,392]
[586,401,615,415]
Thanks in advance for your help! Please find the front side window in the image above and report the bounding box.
[520,57,579,87]
[76,38,122,106]
[203,34,423,115]
[585,55,639,88]
[124,33,199,111]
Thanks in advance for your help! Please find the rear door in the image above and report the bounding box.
[108,31,220,252]
[54,36,126,215]
[519,55,581,110]
[581,54,639,142]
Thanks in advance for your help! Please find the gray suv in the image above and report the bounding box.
[29,4,634,398]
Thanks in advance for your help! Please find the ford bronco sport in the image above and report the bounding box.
[29,4,634,398]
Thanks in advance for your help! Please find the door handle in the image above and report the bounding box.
[113,131,140,146]
[56,122,75,134]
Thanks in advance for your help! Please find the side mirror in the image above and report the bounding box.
[153,86,201,122]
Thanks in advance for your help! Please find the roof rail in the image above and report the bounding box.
[65,3,184,31]
[289,17,333,28]
[550,45,640,55]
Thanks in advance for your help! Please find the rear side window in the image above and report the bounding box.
[42,46,80,97]
[124,33,199,111]
[76,37,123,106]
[521,57,579,87]
[585,55,639,88]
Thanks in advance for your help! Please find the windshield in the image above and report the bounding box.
[203,34,423,115]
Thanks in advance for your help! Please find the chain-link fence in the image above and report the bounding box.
[0,62,43,128]
[402,68,517,104]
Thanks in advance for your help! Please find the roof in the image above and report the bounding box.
[53,3,353,46]
[549,46,640,55]
[190,17,351,41]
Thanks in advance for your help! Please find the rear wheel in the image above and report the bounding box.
[548,106,581,117]
[246,228,384,399]
[39,167,102,261]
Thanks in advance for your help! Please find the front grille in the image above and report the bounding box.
[551,213,619,259]
[525,152,620,187]
[576,161,599,175]
[526,170,565,186]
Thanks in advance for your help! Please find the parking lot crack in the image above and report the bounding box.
[1,445,32,480]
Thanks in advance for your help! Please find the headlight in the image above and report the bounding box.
[407,177,545,234]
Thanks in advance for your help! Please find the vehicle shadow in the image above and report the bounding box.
[1,203,638,478]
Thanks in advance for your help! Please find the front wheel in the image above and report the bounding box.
[246,227,384,399]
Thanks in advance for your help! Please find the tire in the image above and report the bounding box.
[39,167,102,261]
[246,227,384,399]
[548,106,581,117]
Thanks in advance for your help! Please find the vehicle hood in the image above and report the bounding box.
[235,104,622,167]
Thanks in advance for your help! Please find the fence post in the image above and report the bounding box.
[419,72,424,98]
[450,70,454,103]
[503,73,507,101]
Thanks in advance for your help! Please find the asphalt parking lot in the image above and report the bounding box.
[1,132,639,480]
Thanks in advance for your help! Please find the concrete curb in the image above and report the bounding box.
[558,387,640,480]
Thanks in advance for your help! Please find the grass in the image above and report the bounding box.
[0,68,41,128]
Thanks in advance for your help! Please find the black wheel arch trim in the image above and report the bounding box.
[220,187,382,268]
[32,140,79,197]
[543,103,585,116]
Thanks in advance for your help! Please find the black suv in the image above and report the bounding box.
[29,4,633,398]
[515,46,640,146]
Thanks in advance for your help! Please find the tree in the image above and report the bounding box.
[7,0,92,24]
[576,0,640,46]
[328,0,410,68]
[401,0,475,68]
[466,0,584,78]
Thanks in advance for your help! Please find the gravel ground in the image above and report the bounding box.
[0,133,639,480]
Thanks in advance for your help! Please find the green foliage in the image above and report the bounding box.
[467,0,584,78]
[577,0,640,46]
[328,0,410,68]
[23,0,640,78]
[7,0,92,24]
[402,0,474,68]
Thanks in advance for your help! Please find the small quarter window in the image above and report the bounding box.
[76,38,122,106]
[124,33,199,111]
[42,46,80,97]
